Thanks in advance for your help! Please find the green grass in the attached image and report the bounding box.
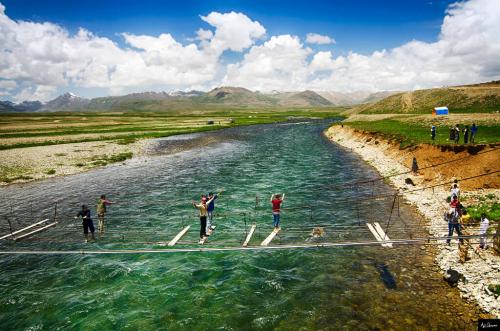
[343,119,500,147]
[467,202,500,222]
[0,165,34,183]
[0,108,344,150]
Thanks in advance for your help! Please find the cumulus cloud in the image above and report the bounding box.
[13,85,57,102]
[0,0,499,101]
[196,28,213,41]
[0,6,264,100]
[306,33,335,45]
[201,11,265,54]
[227,0,500,92]
[223,35,311,91]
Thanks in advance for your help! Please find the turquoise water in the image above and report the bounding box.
[0,121,476,330]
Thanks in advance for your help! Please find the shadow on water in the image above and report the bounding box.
[374,261,397,289]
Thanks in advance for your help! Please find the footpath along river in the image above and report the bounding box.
[0,120,487,330]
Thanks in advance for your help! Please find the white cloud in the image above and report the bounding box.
[223,35,312,91]
[226,0,500,92]
[0,80,17,90]
[13,85,57,102]
[201,11,265,54]
[0,7,264,100]
[196,28,213,41]
[0,0,499,101]
[306,33,335,45]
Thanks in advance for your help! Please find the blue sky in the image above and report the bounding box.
[2,0,454,55]
[1,0,499,101]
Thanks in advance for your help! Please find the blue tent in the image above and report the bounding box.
[433,106,449,115]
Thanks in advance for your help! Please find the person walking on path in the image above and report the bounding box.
[431,125,436,141]
[75,205,95,243]
[206,190,223,232]
[97,195,114,234]
[270,193,285,229]
[454,124,460,144]
[444,208,463,245]
[451,184,460,199]
[192,194,216,240]
[470,123,478,143]
[463,125,469,144]
[477,213,490,250]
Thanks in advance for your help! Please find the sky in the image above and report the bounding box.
[0,0,499,102]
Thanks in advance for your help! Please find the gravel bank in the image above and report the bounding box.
[325,125,499,317]
[0,139,149,185]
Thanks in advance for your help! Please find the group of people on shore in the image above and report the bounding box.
[430,123,478,144]
[444,180,489,251]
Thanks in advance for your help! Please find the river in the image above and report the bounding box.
[0,120,481,330]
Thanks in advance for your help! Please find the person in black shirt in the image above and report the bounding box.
[76,205,95,242]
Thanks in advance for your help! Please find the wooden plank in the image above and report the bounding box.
[14,222,58,241]
[0,219,50,240]
[242,224,256,247]
[199,225,216,245]
[167,225,190,247]
[260,227,280,246]
[373,222,393,248]
[367,223,390,248]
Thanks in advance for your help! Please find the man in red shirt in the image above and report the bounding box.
[270,193,285,229]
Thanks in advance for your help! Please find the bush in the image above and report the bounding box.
[46,169,56,175]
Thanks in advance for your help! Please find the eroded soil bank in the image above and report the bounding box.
[326,124,499,317]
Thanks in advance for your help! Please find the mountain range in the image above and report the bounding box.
[0,87,397,112]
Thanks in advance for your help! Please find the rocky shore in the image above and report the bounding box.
[325,125,499,317]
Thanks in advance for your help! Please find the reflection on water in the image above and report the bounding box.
[0,120,483,330]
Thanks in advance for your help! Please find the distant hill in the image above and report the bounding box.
[317,91,400,106]
[0,87,341,112]
[354,81,500,114]
[44,92,90,110]
[6,82,496,113]
[273,90,332,107]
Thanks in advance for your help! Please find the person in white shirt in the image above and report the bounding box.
[478,213,489,250]
[450,183,460,199]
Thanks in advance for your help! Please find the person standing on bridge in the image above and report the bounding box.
[444,208,463,246]
[97,194,114,234]
[193,194,216,240]
[75,205,95,243]
[270,193,285,229]
[206,190,223,232]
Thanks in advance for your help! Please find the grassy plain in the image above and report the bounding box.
[337,111,500,148]
[0,107,344,150]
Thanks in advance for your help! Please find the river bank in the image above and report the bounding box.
[325,124,500,317]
